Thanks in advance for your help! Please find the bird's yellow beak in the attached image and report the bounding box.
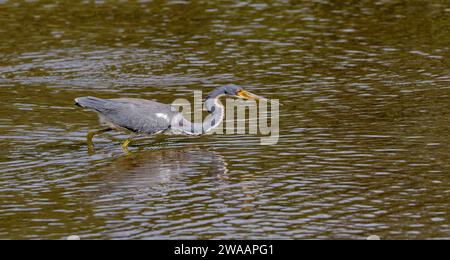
[237,90,263,101]
[237,89,282,106]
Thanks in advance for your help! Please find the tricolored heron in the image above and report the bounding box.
[75,84,268,153]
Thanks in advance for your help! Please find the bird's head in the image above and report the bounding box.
[208,84,266,101]
[205,84,280,113]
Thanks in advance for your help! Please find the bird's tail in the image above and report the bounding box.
[74,96,108,110]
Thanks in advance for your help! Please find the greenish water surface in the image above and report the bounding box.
[0,0,449,239]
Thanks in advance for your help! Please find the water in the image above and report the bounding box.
[0,0,449,240]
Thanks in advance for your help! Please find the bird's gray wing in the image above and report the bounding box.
[76,97,178,134]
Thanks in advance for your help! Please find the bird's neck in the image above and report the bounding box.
[202,95,225,133]
[180,95,225,135]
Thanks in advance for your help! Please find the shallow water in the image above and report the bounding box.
[0,0,449,239]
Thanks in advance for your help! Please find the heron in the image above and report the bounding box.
[75,84,269,153]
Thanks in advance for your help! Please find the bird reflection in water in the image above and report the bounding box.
[96,147,229,195]
[90,147,262,214]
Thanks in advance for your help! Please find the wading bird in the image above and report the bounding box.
[75,84,269,153]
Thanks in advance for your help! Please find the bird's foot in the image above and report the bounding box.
[122,139,132,155]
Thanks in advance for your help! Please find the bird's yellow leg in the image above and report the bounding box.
[87,128,112,149]
[122,138,133,154]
